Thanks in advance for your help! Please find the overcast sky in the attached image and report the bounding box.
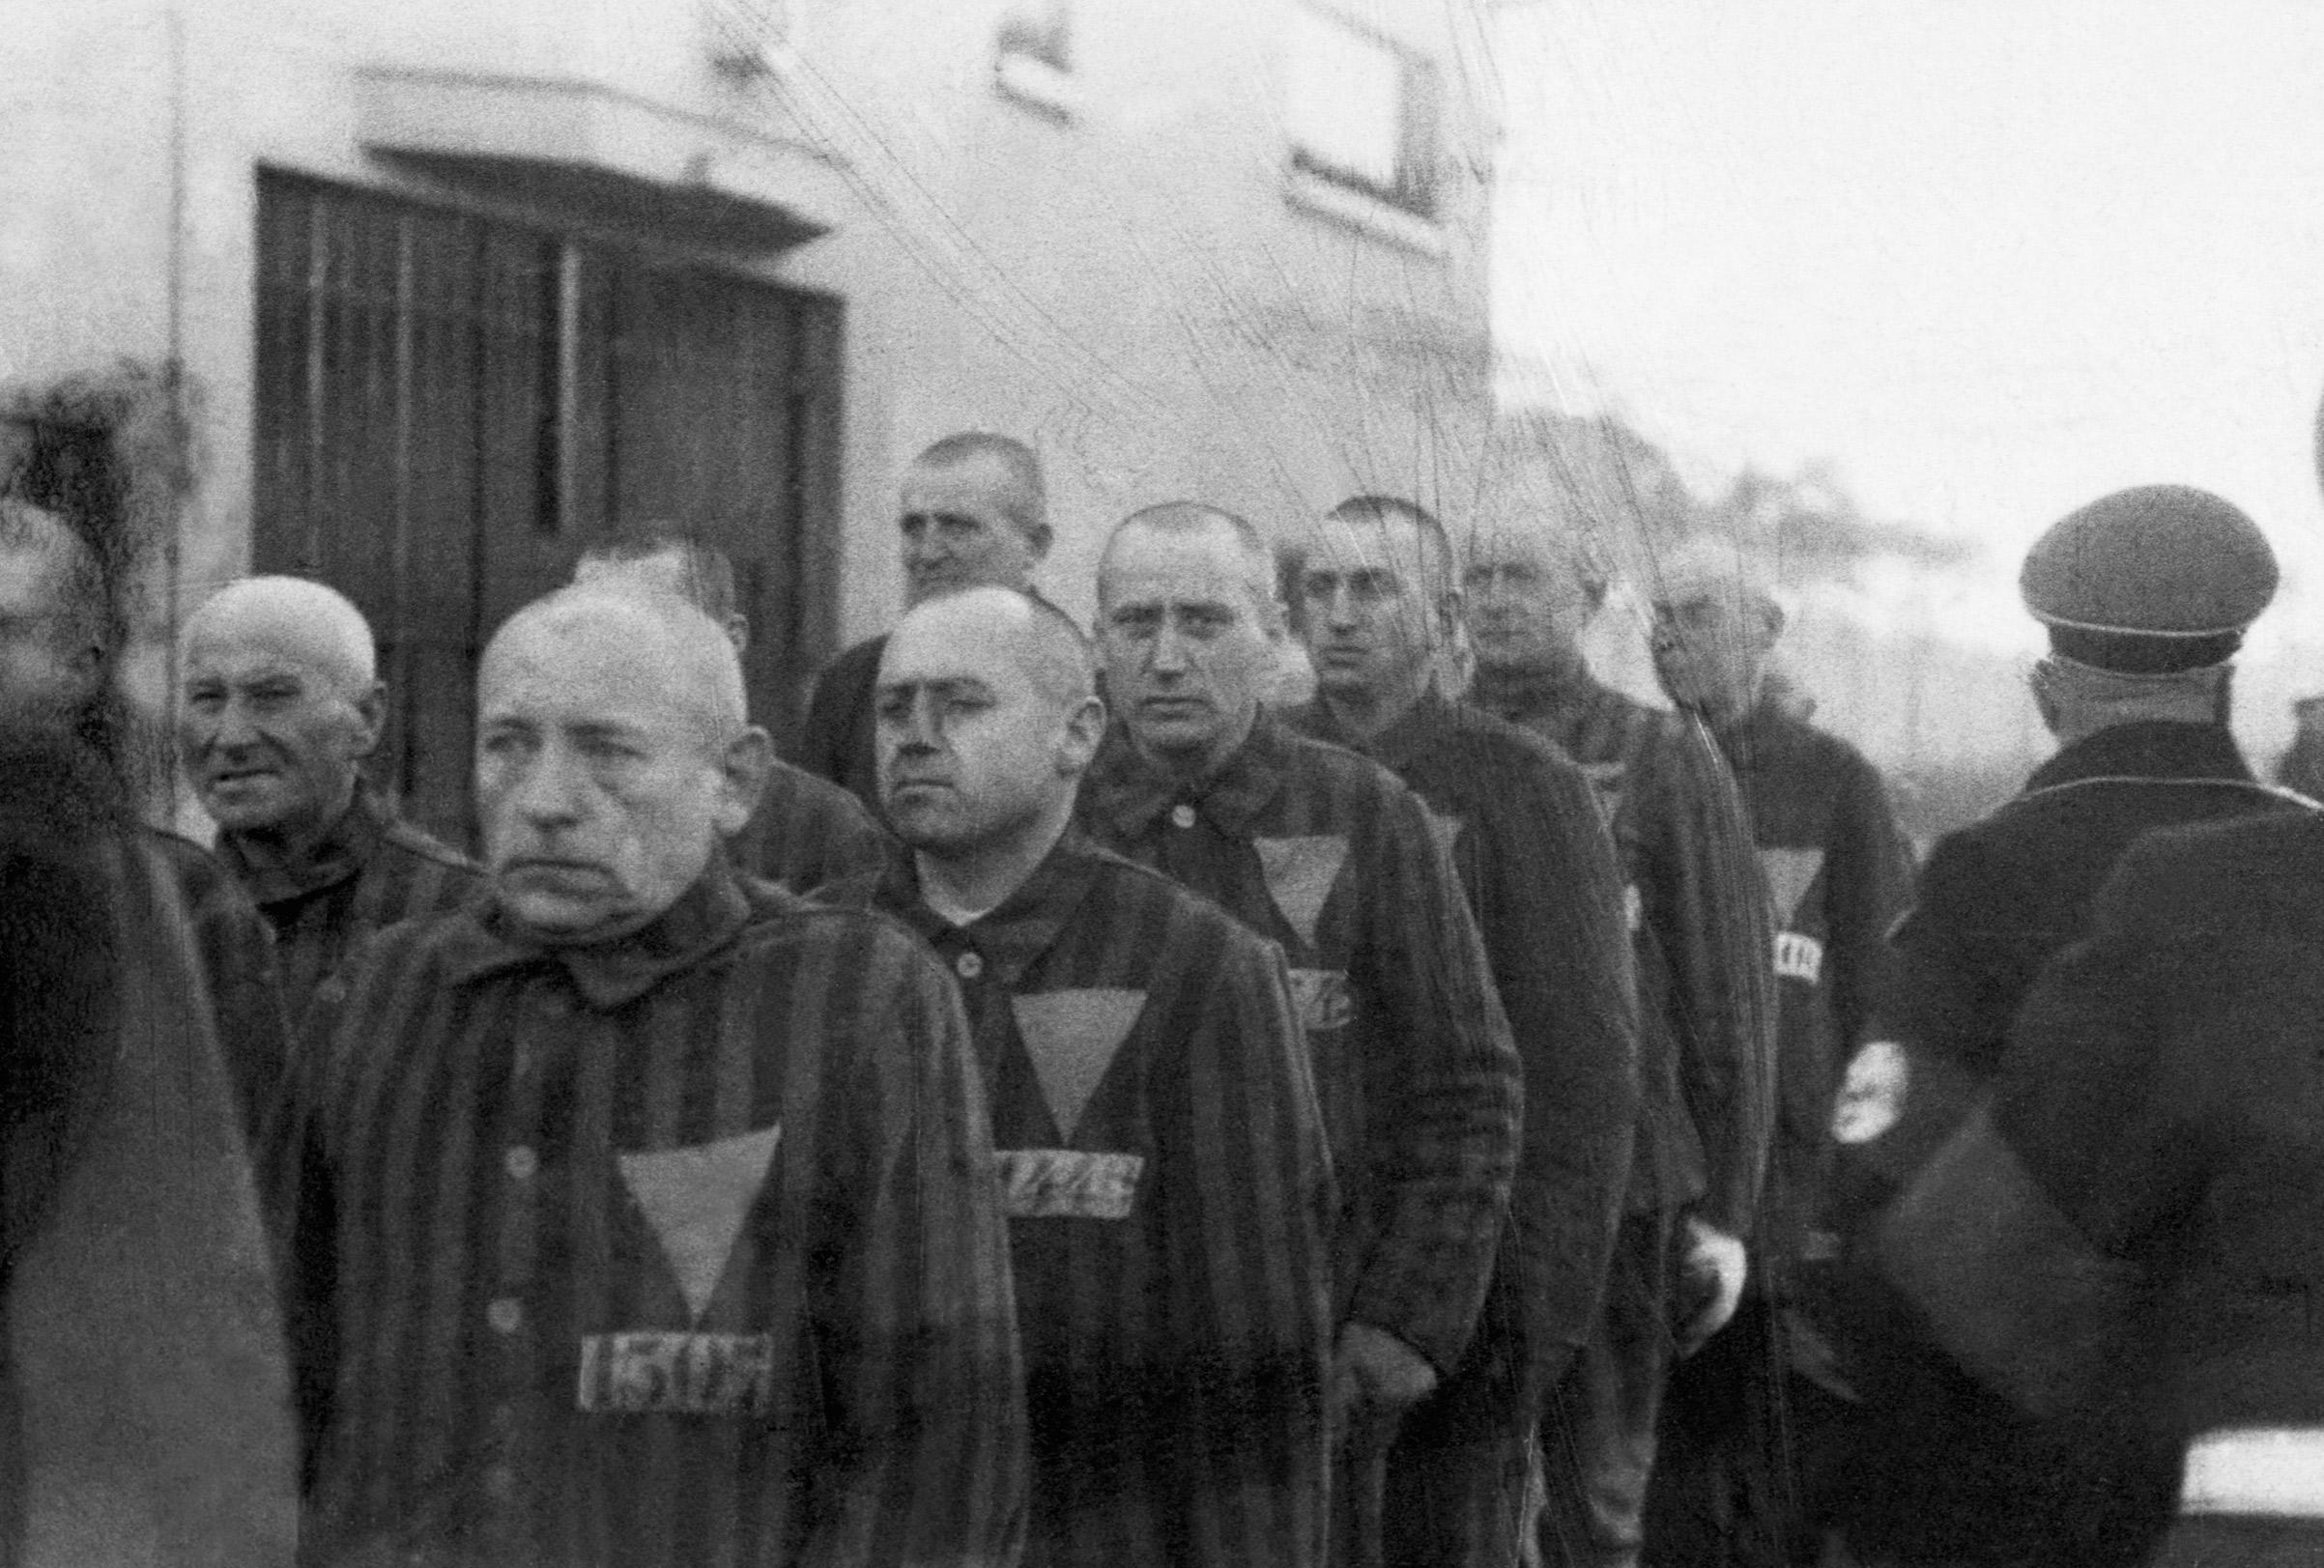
[1490,0,2324,648]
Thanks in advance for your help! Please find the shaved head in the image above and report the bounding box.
[184,576,376,696]
[179,575,386,842]
[892,586,1094,714]
[484,587,745,752]
[1102,502,1277,617]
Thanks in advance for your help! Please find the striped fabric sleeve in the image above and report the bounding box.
[1482,748,1641,1360]
[809,933,1028,1568]
[254,933,362,1481]
[1649,715,1779,1238]
[1345,784,1524,1374]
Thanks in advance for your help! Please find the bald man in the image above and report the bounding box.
[181,577,479,1022]
[798,433,1053,812]
[266,586,1026,1567]
[848,586,1334,1566]
[1078,503,1521,1568]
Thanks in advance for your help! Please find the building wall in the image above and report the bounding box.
[3,0,1497,653]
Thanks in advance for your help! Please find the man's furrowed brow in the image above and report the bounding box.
[881,674,997,700]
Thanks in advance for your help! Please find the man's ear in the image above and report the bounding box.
[725,615,751,655]
[350,681,388,760]
[715,727,776,838]
[1058,695,1106,775]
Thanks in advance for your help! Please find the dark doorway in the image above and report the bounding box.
[252,170,843,847]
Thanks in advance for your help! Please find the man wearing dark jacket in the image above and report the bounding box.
[1463,512,1776,1568]
[1882,808,2324,1565]
[1642,540,1915,1566]
[864,585,1335,1567]
[179,576,478,1025]
[797,433,1051,813]
[1078,502,1522,1568]
[1280,495,1639,1568]
[0,493,296,1566]
[1831,484,2304,1568]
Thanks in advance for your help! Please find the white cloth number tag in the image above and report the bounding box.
[576,1331,776,1415]
[994,1149,1145,1219]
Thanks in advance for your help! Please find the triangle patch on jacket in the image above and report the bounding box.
[619,1125,782,1322]
[1012,988,1147,1142]
[1255,835,1349,947]
[1418,803,1467,864]
[1760,847,1826,928]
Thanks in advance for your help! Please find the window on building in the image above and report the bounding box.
[1284,5,1441,221]
[252,171,844,845]
[995,0,1077,119]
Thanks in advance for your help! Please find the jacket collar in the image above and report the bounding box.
[442,856,758,1011]
[1286,685,1449,771]
[880,828,1110,986]
[2025,719,2253,795]
[1469,660,1618,735]
[215,780,387,909]
[1084,709,1290,838]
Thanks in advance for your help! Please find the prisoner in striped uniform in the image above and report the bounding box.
[1642,543,1915,1568]
[266,587,1026,1568]
[1282,497,1642,1568]
[854,585,1334,1567]
[1078,503,1523,1567]
[180,577,480,1024]
[1464,516,1776,1568]
[575,534,893,897]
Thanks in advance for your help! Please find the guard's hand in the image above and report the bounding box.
[1673,1216,1748,1357]
[1328,1323,1440,1436]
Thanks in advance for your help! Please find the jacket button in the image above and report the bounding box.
[1170,804,1197,829]
[956,951,985,981]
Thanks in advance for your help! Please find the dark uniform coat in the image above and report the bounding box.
[0,734,297,1567]
[1078,713,1522,1382]
[863,831,1334,1568]
[216,781,480,1024]
[1883,810,2324,1556]
[1469,666,1776,1236]
[796,635,886,814]
[1834,718,2311,1567]
[1286,691,1639,1422]
[267,866,1028,1568]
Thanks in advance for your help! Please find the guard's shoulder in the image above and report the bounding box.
[2115,809,2324,903]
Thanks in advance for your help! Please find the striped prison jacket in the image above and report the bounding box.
[215,781,481,1025]
[1289,690,1642,1427]
[1078,712,1522,1381]
[846,828,1335,1568]
[264,864,1028,1568]
[1471,664,1777,1238]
